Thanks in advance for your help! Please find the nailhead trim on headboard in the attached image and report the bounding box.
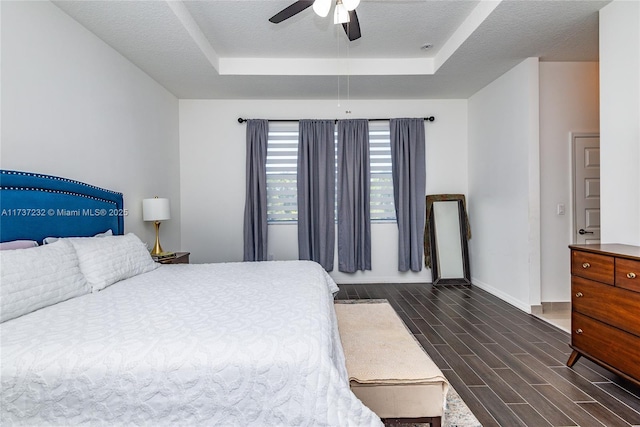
[0,187,119,205]
[0,170,122,196]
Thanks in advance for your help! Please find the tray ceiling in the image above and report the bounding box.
[53,0,610,99]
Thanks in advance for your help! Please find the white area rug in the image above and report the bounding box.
[443,386,482,427]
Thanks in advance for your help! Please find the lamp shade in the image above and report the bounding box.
[142,198,170,222]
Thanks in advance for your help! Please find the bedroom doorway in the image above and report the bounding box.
[572,133,600,244]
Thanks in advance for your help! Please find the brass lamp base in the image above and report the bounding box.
[150,221,166,256]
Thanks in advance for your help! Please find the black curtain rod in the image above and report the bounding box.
[237,117,435,124]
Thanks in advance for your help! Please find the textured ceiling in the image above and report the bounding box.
[53,0,610,99]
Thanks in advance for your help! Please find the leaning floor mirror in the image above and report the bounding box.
[425,194,471,285]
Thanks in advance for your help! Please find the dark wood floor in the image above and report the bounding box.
[335,283,640,427]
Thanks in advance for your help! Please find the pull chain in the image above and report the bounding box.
[337,22,341,107]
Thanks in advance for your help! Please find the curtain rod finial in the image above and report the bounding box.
[238,118,246,123]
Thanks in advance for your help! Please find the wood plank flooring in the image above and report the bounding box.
[335,283,640,427]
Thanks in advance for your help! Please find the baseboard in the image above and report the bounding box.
[331,271,433,285]
[470,277,533,314]
[334,276,431,285]
[542,301,571,313]
[530,305,543,315]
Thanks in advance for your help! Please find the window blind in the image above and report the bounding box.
[266,123,298,222]
[266,121,396,223]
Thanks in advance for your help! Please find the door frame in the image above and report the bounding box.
[571,132,600,244]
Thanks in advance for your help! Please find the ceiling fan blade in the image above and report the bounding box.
[342,9,361,41]
[269,1,314,23]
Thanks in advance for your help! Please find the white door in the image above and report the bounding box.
[573,134,600,244]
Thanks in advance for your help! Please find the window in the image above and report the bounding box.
[368,121,396,221]
[266,121,396,223]
[266,122,299,222]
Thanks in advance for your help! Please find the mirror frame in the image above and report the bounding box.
[426,194,471,285]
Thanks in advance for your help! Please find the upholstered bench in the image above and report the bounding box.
[335,300,449,427]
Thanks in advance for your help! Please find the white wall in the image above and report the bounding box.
[467,58,541,312]
[1,1,181,250]
[539,62,599,302]
[599,0,640,246]
[179,99,467,283]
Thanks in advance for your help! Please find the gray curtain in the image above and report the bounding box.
[390,118,426,272]
[297,120,335,271]
[337,119,371,272]
[243,119,269,261]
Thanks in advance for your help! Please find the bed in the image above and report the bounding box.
[0,170,382,426]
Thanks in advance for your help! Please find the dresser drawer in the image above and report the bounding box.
[572,276,640,337]
[572,312,640,381]
[616,258,640,293]
[571,250,614,285]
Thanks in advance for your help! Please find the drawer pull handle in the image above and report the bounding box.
[627,272,637,279]
[575,292,583,298]
[575,328,583,335]
[582,262,591,269]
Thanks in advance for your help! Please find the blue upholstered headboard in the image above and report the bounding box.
[0,170,124,243]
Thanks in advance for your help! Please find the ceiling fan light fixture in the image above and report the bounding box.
[270,0,360,41]
[334,0,350,24]
[342,0,360,11]
[312,0,332,18]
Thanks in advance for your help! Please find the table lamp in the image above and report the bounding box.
[142,197,170,256]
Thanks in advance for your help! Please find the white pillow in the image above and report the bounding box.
[0,240,38,250]
[43,229,113,245]
[0,239,89,323]
[69,233,158,292]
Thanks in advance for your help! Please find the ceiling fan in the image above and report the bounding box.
[269,0,362,41]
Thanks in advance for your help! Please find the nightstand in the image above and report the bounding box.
[158,252,190,264]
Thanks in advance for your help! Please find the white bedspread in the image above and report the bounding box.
[1,261,382,426]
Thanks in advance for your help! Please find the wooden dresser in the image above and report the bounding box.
[567,244,640,385]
